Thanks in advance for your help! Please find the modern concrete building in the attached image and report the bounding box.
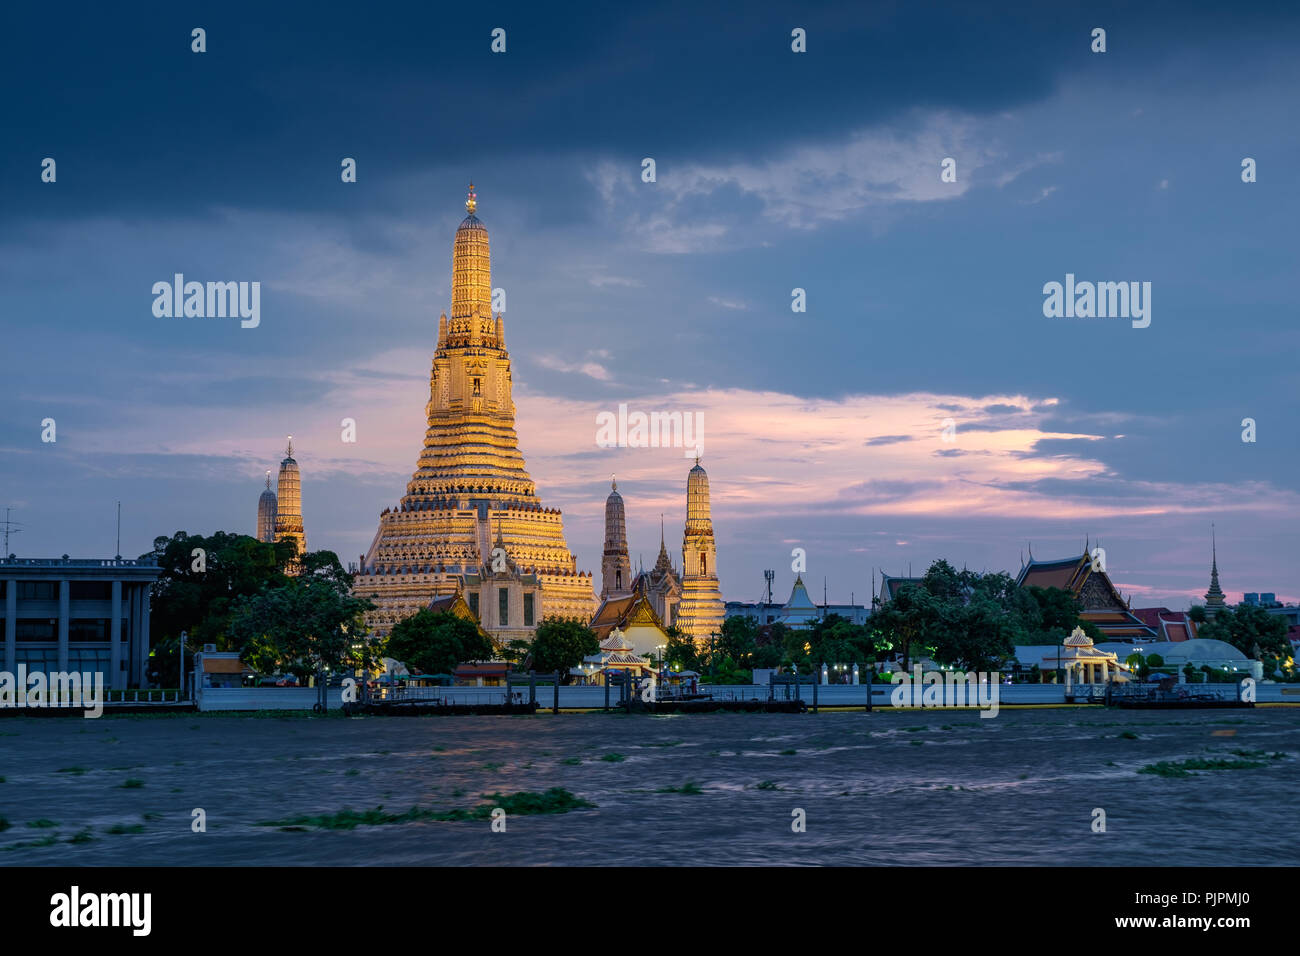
[1,556,163,690]
[726,574,870,627]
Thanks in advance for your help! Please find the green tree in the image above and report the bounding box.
[381,609,493,676]
[707,654,752,684]
[1125,651,1150,680]
[227,568,375,680]
[807,614,873,667]
[930,596,1022,672]
[144,530,307,686]
[665,626,700,671]
[1198,604,1289,661]
[1021,585,1100,642]
[869,582,940,668]
[529,618,599,683]
[921,559,964,603]
[751,640,783,669]
[502,639,533,670]
[147,531,296,637]
[718,615,759,666]
[780,624,812,670]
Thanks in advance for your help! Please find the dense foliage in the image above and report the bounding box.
[1196,603,1292,678]
[145,532,375,684]
[381,609,494,676]
[528,617,599,683]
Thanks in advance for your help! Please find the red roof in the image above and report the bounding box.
[1131,607,1198,643]
[1131,607,1173,629]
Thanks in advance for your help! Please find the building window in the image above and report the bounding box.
[70,581,112,600]
[523,593,534,627]
[70,618,110,642]
[15,647,58,672]
[468,591,479,618]
[18,581,58,601]
[68,648,109,674]
[498,587,509,626]
[616,570,622,590]
[16,619,56,641]
[473,377,481,395]
[699,553,707,575]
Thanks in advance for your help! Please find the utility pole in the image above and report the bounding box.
[2,507,23,556]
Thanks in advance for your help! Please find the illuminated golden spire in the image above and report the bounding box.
[275,436,306,560]
[678,458,724,645]
[451,183,492,332]
[356,187,596,637]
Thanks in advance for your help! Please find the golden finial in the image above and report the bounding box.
[466,182,477,216]
[611,473,617,491]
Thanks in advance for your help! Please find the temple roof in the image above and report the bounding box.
[590,590,667,641]
[1064,626,1093,647]
[599,629,635,652]
[1015,554,1088,591]
[603,651,648,665]
[1131,607,1199,643]
[785,575,817,611]
[879,573,924,601]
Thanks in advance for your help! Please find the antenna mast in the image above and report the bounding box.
[2,507,23,556]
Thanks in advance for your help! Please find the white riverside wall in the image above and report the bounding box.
[193,681,1292,712]
[196,687,319,711]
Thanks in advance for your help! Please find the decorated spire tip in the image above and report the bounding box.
[611,473,617,491]
[286,435,294,458]
[265,469,272,490]
[466,182,477,215]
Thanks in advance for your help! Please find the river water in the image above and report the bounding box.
[1,707,1295,865]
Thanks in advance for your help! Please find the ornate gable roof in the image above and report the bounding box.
[1016,552,1158,640]
[590,590,667,641]
[427,590,490,641]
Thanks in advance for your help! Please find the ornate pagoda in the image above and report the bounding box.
[353,186,597,640]
[676,457,725,646]
[274,436,306,566]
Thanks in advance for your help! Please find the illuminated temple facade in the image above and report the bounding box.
[354,187,596,641]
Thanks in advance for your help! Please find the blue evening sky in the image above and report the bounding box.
[1,1,1296,609]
